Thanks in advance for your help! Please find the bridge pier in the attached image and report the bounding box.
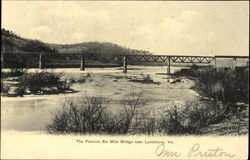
[39,53,43,69]
[1,52,4,68]
[167,57,171,75]
[232,57,236,69]
[80,55,85,71]
[123,57,127,73]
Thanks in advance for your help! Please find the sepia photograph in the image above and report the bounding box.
[1,1,249,159]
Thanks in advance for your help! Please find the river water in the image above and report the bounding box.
[1,66,187,132]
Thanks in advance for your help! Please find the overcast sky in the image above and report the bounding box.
[2,1,249,56]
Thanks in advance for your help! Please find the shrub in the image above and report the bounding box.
[2,70,70,96]
[77,76,86,83]
[20,70,63,93]
[154,100,229,135]
[46,89,240,135]
[14,85,26,97]
[183,101,228,132]
[86,72,91,77]
[65,73,92,84]
[47,92,146,134]
[159,105,185,134]
[47,95,109,134]
[126,100,230,135]
[47,96,242,135]
[174,65,249,106]
[140,114,158,135]
[1,69,26,78]
[67,76,77,83]
[119,92,146,133]
[141,74,154,83]
[128,74,160,84]
[1,82,10,94]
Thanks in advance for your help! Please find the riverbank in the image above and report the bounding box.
[1,66,248,135]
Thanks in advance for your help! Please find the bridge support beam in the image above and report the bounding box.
[214,58,217,67]
[167,57,171,75]
[123,57,127,73]
[1,53,4,68]
[80,55,85,71]
[39,53,43,69]
[232,57,236,69]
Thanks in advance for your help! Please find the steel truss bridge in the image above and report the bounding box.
[83,54,215,64]
[1,52,249,74]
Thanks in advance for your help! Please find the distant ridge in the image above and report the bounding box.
[1,28,152,56]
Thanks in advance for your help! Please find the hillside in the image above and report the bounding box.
[1,28,55,53]
[1,28,152,56]
[50,42,152,55]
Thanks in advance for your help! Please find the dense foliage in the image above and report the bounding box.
[1,70,65,96]
[174,65,249,105]
[19,71,64,94]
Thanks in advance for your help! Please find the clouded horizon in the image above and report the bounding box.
[2,1,249,56]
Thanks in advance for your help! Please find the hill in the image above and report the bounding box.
[1,28,152,56]
[1,28,55,53]
[50,42,152,55]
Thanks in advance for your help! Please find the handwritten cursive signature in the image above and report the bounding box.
[155,143,181,158]
[155,143,236,158]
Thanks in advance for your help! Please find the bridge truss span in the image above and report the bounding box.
[84,53,215,64]
[2,51,248,74]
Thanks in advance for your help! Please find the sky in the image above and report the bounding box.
[2,1,249,56]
